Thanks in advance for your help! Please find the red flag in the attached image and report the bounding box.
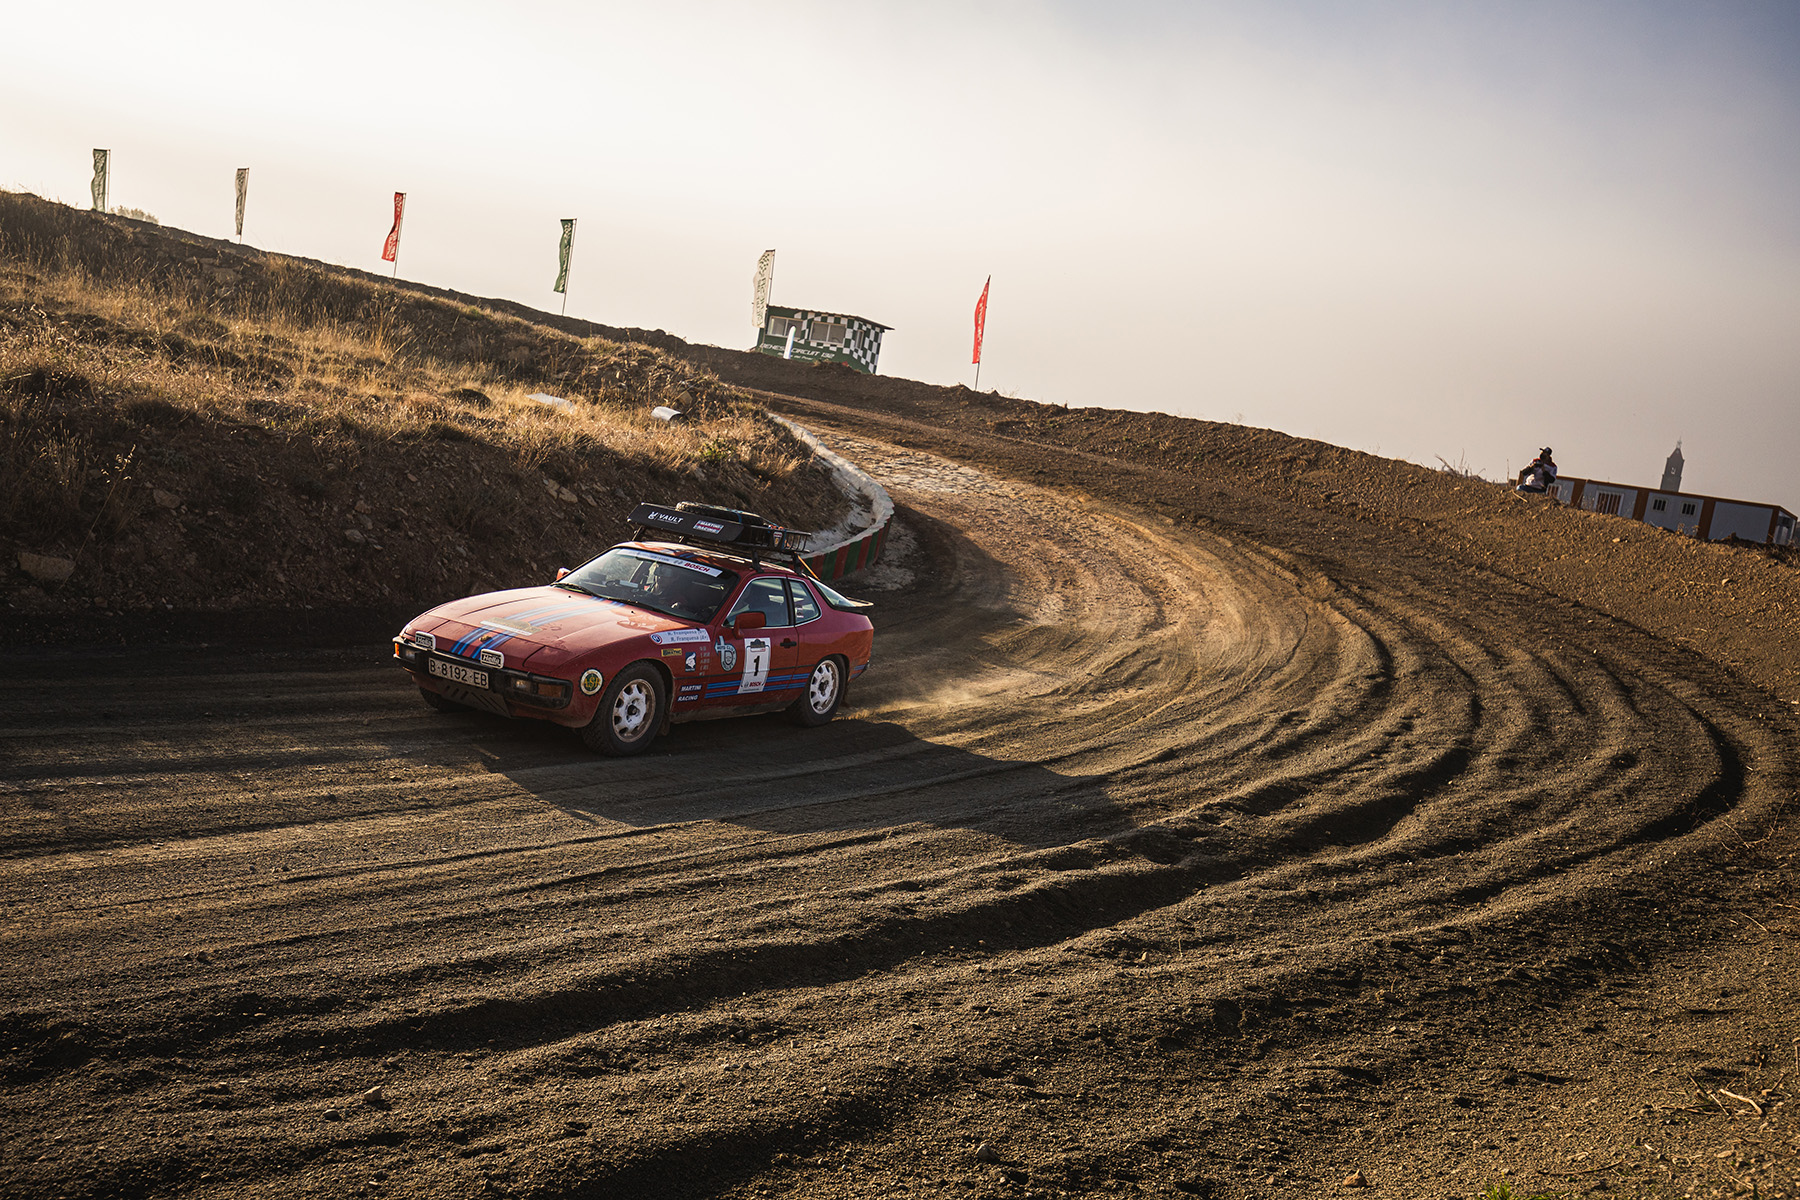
[381,192,406,263]
[972,275,990,365]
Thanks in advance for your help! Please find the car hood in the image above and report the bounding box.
[414,586,703,669]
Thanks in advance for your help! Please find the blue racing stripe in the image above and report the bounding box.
[450,600,594,656]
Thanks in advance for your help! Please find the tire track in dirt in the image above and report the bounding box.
[0,429,1793,1198]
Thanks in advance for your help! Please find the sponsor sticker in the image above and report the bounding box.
[645,510,683,525]
[618,548,722,577]
[719,642,738,672]
[661,647,683,657]
[684,651,697,672]
[579,669,604,695]
[650,627,710,645]
[693,519,725,534]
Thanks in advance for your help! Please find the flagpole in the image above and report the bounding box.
[562,234,573,317]
[972,274,990,391]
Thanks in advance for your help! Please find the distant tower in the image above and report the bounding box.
[1662,442,1684,493]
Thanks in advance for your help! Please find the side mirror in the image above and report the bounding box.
[731,610,766,632]
[555,567,571,581]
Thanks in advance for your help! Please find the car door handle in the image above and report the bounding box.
[780,638,798,648]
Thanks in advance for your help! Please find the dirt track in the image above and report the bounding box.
[3,419,1798,1199]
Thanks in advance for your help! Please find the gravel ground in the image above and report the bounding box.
[2,397,1795,1200]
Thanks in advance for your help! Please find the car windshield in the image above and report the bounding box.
[560,547,739,623]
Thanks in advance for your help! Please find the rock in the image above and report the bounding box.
[1343,1169,1369,1187]
[974,1142,1002,1164]
[323,1108,342,1121]
[153,489,182,509]
[344,528,366,545]
[361,1085,384,1106]
[354,500,372,514]
[17,552,75,583]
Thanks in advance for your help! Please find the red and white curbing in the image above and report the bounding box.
[770,414,894,582]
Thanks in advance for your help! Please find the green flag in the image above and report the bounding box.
[554,219,576,294]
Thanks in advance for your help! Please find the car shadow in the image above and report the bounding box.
[456,707,1129,853]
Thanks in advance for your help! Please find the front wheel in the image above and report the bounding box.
[580,663,666,756]
[788,656,844,727]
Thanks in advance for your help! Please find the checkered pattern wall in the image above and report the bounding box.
[757,306,890,375]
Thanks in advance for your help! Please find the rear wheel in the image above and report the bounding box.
[419,686,462,713]
[580,663,666,756]
[788,656,844,726]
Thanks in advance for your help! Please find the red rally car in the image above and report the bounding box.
[393,502,874,755]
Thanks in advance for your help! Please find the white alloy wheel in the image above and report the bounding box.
[806,659,841,714]
[611,678,655,742]
[581,663,666,756]
[789,657,845,727]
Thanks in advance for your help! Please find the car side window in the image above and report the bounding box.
[787,579,821,624]
[725,577,792,627]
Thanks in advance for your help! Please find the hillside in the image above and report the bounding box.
[0,190,849,639]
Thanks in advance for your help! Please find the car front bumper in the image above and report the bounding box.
[393,639,573,711]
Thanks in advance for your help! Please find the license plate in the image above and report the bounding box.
[428,657,489,689]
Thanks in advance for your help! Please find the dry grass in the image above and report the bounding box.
[0,189,846,612]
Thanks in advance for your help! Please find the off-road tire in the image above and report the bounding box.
[788,656,845,727]
[581,663,666,756]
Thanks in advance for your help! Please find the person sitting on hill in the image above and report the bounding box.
[1515,447,1557,494]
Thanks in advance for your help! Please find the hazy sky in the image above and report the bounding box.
[5,1,1798,505]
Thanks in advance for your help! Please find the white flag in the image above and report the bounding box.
[751,249,775,330]
[234,168,249,238]
[91,149,110,212]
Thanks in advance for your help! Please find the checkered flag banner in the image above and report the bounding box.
[91,149,110,212]
[554,219,576,294]
[751,249,775,329]
[234,169,248,238]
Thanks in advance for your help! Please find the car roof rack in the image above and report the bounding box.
[628,501,811,564]
[625,501,872,609]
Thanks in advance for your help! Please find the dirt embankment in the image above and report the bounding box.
[0,192,849,640]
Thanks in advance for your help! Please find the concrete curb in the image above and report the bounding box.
[770,414,893,581]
